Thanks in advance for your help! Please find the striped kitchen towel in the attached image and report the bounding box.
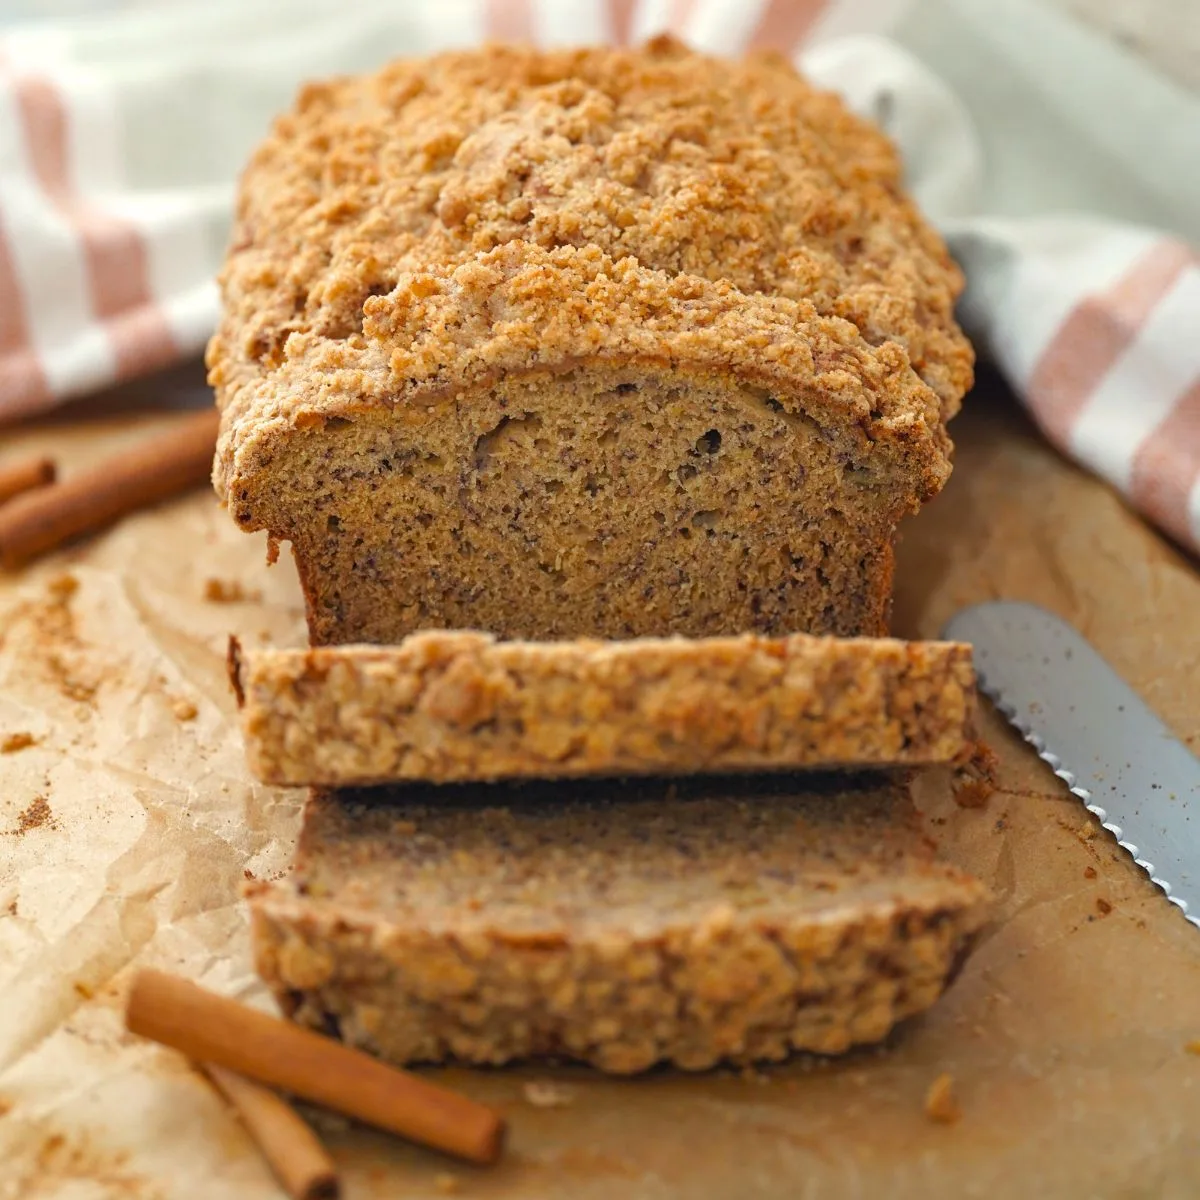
[0,0,1197,550]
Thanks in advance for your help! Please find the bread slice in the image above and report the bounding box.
[232,631,976,786]
[209,38,973,646]
[248,776,990,1072]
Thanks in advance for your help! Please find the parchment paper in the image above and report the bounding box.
[1,365,1198,1200]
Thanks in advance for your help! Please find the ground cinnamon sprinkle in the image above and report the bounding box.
[1096,898,1112,915]
[1083,866,1097,879]
[203,577,262,604]
[8,795,55,836]
[46,573,78,599]
[924,1072,961,1124]
[4,573,102,705]
[0,732,36,753]
[56,676,95,704]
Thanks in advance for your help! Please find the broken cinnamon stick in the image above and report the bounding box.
[0,408,219,569]
[0,455,55,506]
[201,1064,340,1200]
[126,970,505,1165]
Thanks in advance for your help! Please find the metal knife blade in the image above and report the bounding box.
[943,600,1199,928]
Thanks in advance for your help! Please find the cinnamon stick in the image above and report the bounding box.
[0,409,219,569]
[0,455,55,506]
[200,1064,340,1200]
[126,970,505,1165]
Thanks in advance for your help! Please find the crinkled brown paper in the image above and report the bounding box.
[1,366,1198,1200]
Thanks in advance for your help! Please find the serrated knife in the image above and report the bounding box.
[943,600,1199,929]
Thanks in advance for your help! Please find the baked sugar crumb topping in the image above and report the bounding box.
[209,37,970,479]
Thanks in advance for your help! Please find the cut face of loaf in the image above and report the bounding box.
[233,630,977,785]
[209,40,972,645]
[221,360,950,644]
[249,775,990,1073]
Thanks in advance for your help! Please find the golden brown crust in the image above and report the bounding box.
[238,631,977,785]
[209,38,971,500]
[249,776,990,1072]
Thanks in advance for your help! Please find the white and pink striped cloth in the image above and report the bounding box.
[1,0,1197,550]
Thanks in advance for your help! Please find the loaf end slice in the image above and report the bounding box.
[234,631,977,785]
[249,776,990,1072]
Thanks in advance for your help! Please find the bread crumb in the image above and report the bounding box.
[1057,817,1101,846]
[1096,898,1112,915]
[203,577,262,604]
[952,742,999,808]
[924,1072,961,1124]
[1083,866,1097,879]
[171,698,198,722]
[523,1080,576,1108]
[1,732,36,753]
[434,1173,459,1193]
[1185,1040,1200,1055]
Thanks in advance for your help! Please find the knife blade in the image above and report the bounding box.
[943,600,1199,928]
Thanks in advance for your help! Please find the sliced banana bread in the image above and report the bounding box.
[233,630,976,785]
[209,37,972,645]
[249,775,989,1072]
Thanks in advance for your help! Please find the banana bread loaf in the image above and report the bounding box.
[233,630,976,785]
[209,37,972,645]
[249,775,989,1072]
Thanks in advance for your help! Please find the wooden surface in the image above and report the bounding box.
[0,366,1198,1199]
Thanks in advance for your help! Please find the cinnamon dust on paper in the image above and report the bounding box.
[203,577,262,604]
[22,1128,155,1200]
[46,573,78,600]
[0,573,101,706]
[7,795,57,836]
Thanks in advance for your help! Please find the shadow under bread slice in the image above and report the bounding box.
[247,773,990,1073]
[232,630,976,786]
